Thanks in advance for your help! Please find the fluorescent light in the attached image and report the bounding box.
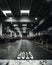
[48,27,52,30]
[22,24,27,26]
[2,10,12,16]
[35,17,38,20]
[32,26,37,31]
[14,24,18,27]
[38,19,44,25]
[20,10,30,14]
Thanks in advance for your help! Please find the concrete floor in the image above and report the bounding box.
[0,60,52,65]
[0,40,52,59]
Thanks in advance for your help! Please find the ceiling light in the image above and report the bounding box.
[48,27,52,30]
[22,24,27,26]
[38,19,44,26]
[2,10,12,16]
[20,10,30,14]
[14,24,18,27]
[35,17,38,20]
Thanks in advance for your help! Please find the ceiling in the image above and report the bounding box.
[0,0,52,36]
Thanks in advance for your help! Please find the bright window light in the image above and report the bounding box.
[20,10,30,14]
[2,10,12,16]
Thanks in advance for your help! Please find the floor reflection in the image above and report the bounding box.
[0,40,52,59]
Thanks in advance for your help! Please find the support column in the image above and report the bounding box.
[0,23,2,36]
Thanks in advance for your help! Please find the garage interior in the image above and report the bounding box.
[0,0,52,59]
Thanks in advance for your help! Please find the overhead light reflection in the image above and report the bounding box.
[20,17,31,22]
[5,17,17,22]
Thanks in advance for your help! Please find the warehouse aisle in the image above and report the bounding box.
[0,40,52,59]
